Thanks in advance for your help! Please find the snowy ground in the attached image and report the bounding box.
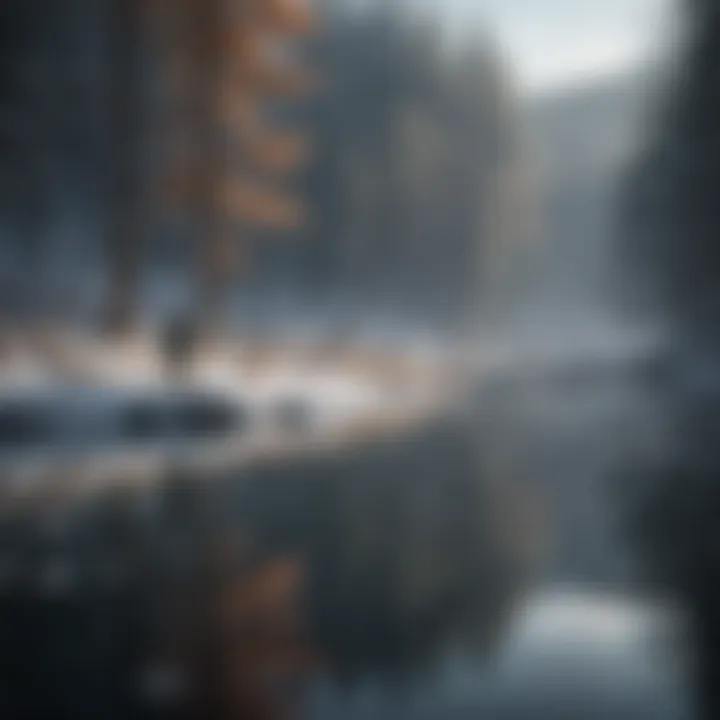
[0,330,457,486]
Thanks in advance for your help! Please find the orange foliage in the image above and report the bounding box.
[193,536,321,720]
[242,130,311,173]
[223,181,307,229]
[215,557,304,631]
[153,0,314,313]
[256,0,315,35]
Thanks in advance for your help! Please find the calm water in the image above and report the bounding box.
[0,344,689,719]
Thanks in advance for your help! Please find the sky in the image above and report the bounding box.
[443,0,673,94]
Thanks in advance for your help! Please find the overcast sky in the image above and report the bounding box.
[443,0,673,93]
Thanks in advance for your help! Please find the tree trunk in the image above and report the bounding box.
[190,0,230,337]
[105,0,145,335]
[689,590,720,720]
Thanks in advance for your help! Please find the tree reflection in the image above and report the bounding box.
[0,415,536,717]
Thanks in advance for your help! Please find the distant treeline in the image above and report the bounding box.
[252,1,518,326]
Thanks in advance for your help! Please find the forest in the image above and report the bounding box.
[0,0,519,337]
[3,0,720,720]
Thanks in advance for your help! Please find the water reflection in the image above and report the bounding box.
[0,359,689,719]
[0,409,535,718]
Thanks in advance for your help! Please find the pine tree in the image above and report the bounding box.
[161,0,313,335]
[105,0,147,334]
[104,0,313,337]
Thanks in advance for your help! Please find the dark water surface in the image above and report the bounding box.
[0,348,689,719]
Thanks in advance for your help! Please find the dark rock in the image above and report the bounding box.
[0,402,52,446]
[174,395,243,438]
[119,400,167,442]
